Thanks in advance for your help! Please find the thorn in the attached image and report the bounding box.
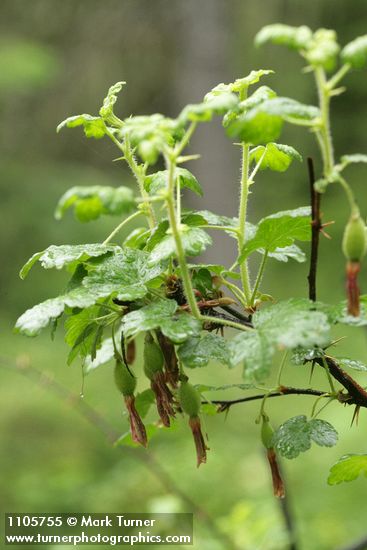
[351,405,360,427]
[320,229,332,239]
[309,361,316,383]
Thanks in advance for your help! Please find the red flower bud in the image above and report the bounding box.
[124,394,148,448]
[151,372,176,427]
[266,448,285,499]
[188,416,209,468]
[346,260,361,317]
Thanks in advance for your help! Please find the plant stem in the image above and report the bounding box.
[237,143,252,305]
[250,250,268,306]
[221,280,247,307]
[175,121,197,157]
[314,67,357,213]
[200,315,252,332]
[104,127,156,229]
[327,63,351,90]
[102,210,143,245]
[165,155,201,319]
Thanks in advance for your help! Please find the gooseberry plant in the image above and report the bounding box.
[15,25,367,495]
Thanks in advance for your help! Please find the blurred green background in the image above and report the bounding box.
[2,1,367,549]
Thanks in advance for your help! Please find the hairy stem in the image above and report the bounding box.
[237,143,252,304]
[250,250,268,306]
[102,211,143,245]
[105,128,156,228]
[165,155,201,319]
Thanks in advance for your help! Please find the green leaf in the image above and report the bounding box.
[267,244,306,263]
[253,298,331,350]
[15,285,106,337]
[179,92,239,123]
[144,168,203,196]
[177,333,232,368]
[119,114,184,165]
[55,185,135,222]
[333,357,367,372]
[20,244,117,279]
[57,114,106,139]
[228,331,274,380]
[99,81,125,123]
[238,207,311,263]
[272,415,338,459]
[135,389,155,418]
[83,248,166,302]
[204,70,274,101]
[255,24,313,50]
[65,306,104,365]
[148,227,212,264]
[257,97,320,121]
[122,299,201,343]
[340,154,367,168]
[249,143,302,172]
[342,35,367,69]
[123,227,150,250]
[15,297,65,337]
[85,336,115,373]
[328,454,367,485]
[305,29,340,72]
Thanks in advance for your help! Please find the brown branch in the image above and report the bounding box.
[0,356,240,550]
[206,387,328,412]
[307,157,322,301]
[316,356,367,408]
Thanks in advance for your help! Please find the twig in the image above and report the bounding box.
[316,356,367,408]
[206,387,327,412]
[307,157,322,301]
[0,357,241,550]
[276,462,298,550]
[219,304,252,324]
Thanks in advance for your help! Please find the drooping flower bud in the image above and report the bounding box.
[114,360,147,447]
[261,414,285,499]
[144,333,175,427]
[342,213,367,316]
[342,213,367,262]
[157,331,180,387]
[178,381,209,467]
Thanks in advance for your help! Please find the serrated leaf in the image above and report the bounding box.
[15,285,107,337]
[328,454,367,485]
[204,70,274,101]
[253,298,331,350]
[20,244,117,279]
[238,207,311,263]
[267,244,306,263]
[179,92,239,123]
[83,248,166,301]
[55,185,135,222]
[341,154,367,168]
[272,415,338,459]
[177,333,231,368]
[64,305,106,365]
[57,114,106,139]
[250,143,302,172]
[333,357,367,372]
[122,299,201,343]
[148,227,212,264]
[342,35,367,69]
[144,168,203,196]
[228,331,274,380]
[255,24,313,50]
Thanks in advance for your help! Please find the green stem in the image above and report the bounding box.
[314,67,357,213]
[175,121,197,157]
[250,250,268,307]
[276,351,288,387]
[221,280,247,308]
[104,127,156,229]
[315,67,334,176]
[165,155,201,319]
[102,210,143,245]
[327,63,351,90]
[200,315,252,332]
[237,143,252,304]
